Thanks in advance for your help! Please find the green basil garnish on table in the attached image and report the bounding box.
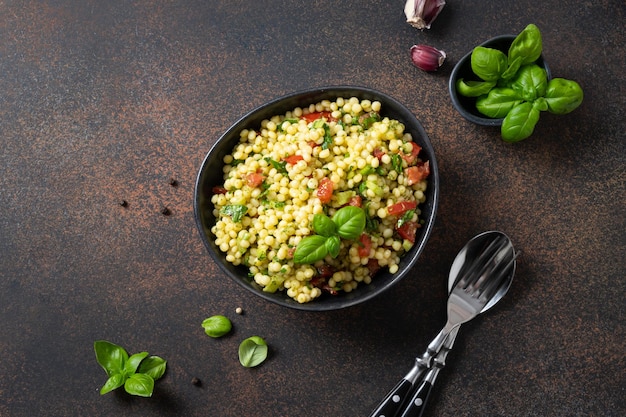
[202,315,233,338]
[238,336,268,368]
[94,340,167,397]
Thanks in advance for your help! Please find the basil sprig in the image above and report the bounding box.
[457,23,583,142]
[94,340,167,397]
[293,206,366,264]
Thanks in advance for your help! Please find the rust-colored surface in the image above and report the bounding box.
[0,1,624,416]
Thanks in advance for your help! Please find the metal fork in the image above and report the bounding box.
[368,232,516,417]
[396,249,518,417]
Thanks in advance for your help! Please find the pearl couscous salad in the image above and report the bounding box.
[210,97,430,303]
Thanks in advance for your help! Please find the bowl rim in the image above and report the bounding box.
[194,85,439,311]
[448,34,551,126]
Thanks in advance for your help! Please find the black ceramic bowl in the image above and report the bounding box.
[449,35,551,126]
[194,86,439,311]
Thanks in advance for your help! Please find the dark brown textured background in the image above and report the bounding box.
[1,1,624,416]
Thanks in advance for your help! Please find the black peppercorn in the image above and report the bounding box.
[161,207,171,216]
[191,377,201,386]
[119,200,128,207]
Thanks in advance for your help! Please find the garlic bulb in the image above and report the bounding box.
[404,0,446,30]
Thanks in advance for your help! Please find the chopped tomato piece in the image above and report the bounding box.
[245,172,264,188]
[396,220,420,244]
[347,195,362,207]
[316,177,334,204]
[387,201,417,216]
[301,111,332,123]
[400,142,422,164]
[405,161,430,185]
[284,155,304,165]
[366,259,381,277]
[373,148,386,161]
[357,234,372,258]
[212,186,227,194]
[316,264,336,279]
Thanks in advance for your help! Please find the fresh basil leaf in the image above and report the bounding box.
[125,351,149,374]
[202,315,233,338]
[312,213,337,237]
[264,157,288,174]
[511,64,548,101]
[545,78,584,115]
[325,235,340,258]
[137,356,167,381]
[221,205,248,222]
[471,46,508,82]
[100,373,125,395]
[94,340,129,377]
[293,235,329,264]
[476,88,523,119]
[456,79,497,97]
[508,23,543,66]
[501,55,523,80]
[501,102,541,142]
[533,97,549,112]
[238,336,268,368]
[332,206,366,240]
[124,373,155,397]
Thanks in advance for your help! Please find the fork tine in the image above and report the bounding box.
[479,249,519,301]
[458,235,507,289]
[456,237,500,286]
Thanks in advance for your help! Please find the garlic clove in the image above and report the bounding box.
[404,0,446,30]
[410,44,447,72]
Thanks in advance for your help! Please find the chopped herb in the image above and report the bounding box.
[221,205,248,222]
[364,203,379,232]
[265,157,288,174]
[360,112,381,129]
[258,181,271,199]
[312,120,333,150]
[391,153,403,173]
[397,210,415,228]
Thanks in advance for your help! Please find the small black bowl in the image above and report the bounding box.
[194,86,439,311]
[449,35,551,126]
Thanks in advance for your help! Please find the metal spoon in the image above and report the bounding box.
[397,231,517,417]
[367,231,517,417]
